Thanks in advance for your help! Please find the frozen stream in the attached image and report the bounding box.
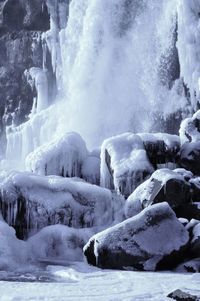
[0,262,199,301]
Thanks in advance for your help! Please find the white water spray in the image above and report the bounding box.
[4,0,187,169]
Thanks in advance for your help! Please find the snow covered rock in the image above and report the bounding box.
[190,223,200,257]
[26,132,88,177]
[125,169,191,218]
[101,133,154,198]
[179,142,200,175]
[175,258,200,273]
[167,289,199,301]
[27,225,94,263]
[190,177,200,202]
[0,220,28,270]
[0,171,122,239]
[84,203,189,271]
[179,111,200,144]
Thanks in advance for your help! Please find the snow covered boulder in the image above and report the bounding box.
[179,142,200,175]
[175,258,200,273]
[84,203,189,271]
[0,220,28,270]
[190,223,200,257]
[26,132,88,177]
[125,169,191,218]
[0,171,122,239]
[101,133,154,198]
[179,110,200,145]
[27,225,94,263]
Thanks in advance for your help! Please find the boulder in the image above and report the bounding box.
[175,258,200,273]
[84,203,189,271]
[179,142,200,175]
[175,204,200,220]
[100,133,154,198]
[167,289,199,301]
[125,169,191,218]
[138,133,180,168]
[0,171,123,239]
[190,223,200,257]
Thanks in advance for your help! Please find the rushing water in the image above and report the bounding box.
[5,0,186,168]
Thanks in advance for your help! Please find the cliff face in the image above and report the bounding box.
[0,0,53,152]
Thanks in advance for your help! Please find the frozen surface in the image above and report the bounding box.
[0,171,123,235]
[0,262,199,301]
[26,132,88,177]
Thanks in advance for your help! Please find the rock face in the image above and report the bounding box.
[180,142,200,175]
[84,203,189,271]
[125,169,191,218]
[0,0,55,154]
[0,171,122,239]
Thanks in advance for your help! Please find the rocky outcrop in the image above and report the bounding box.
[0,171,122,239]
[0,0,55,154]
[84,203,189,271]
[125,169,191,218]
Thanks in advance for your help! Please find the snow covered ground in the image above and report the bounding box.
[0,262,199,301]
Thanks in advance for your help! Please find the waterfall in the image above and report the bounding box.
[3,0,187,169]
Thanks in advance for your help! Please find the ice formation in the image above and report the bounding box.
[3,0,188,169]
[26,132,88,177]
[0,171,124,238]
[100,133,154,198]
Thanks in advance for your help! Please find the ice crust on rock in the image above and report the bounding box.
[27,225,94,263]
[0,220,28,270]
[26,132,88,177]
[100,132,154,198]
[0,171,123,238]
[125,168,191,218]
[84,202,189,271]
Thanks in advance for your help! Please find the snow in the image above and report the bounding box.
[26,132,88,177]
[27,225,94,263]
[100,133,154,197]
[85,203,189,271]
[0,171,123,233]
[0,220,28,271]
[0,263,199,301]
[81,156,100,185]
[179,113,200,144]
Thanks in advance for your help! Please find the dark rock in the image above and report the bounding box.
[190,223,200,257]
[167,289,199,301]
[180,142,200,175]
[84,202,189,271]
[175,204,200,221]
[175,258,200,273]
[125,169,191,218]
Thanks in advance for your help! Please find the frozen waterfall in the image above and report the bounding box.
[3,0,188,169]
